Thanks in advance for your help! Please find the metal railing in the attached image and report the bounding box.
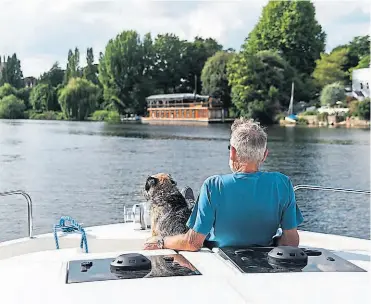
[0,190,34,238]
[293,185,371,195]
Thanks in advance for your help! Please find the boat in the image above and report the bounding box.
[0,185,370,304]
[284,82,298,124]
[141,93,233,125]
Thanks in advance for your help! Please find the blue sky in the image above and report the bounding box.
[0,0,369,77]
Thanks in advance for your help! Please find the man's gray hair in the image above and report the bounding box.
[230,118,267,164]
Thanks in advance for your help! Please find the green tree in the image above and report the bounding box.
[64,48,81,84]
[30,83,59,111]
[201,51,234,109]
[355,98,370,120]
[0,54,24,88]
[180,37,223,93]
[17,87,32,110]
[58,77,99,120]
[152,33,187,93]
[227,50,299,124]
[98,30,154,114]
[83,48,99,85]
[349,54,370,78]
[245,0,326,76]
[39,62,65,87]
[320,82,345,106]
[333,35,370,74]
[0,83,17,99]
[0,95,25,119]
[313,48,349,87]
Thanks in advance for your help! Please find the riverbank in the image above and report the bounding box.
[280,114,370,128]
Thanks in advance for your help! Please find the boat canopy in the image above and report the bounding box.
[146,93,210,102]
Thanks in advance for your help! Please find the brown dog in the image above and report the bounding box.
[144,173,191,237]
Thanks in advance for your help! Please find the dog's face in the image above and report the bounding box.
[144,173,177,200]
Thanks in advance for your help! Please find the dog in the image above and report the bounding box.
[144,173,191,237]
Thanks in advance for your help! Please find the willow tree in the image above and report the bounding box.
[30,83,58,111]
[58,77,99,120]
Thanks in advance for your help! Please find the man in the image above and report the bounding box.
[144,118,303,251]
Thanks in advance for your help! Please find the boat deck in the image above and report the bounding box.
[0,223,370,304]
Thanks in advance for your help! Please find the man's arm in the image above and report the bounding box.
[279,178,304,247]
[163,229,207,251]
[278,228,300,246]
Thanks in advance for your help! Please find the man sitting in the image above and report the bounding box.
[144,118,303,251]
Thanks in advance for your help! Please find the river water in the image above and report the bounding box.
[0,119,370,242]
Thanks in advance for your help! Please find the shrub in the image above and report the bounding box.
[0,95,26,119]
[90,110,120,123]
[320,82,345,106]
[27,110,64,120]
[301,110,318,116]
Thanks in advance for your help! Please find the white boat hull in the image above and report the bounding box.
[0,223,370,304]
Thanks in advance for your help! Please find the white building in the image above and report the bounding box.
[351,68,370,100]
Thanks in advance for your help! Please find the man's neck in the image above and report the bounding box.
[237,163,259,173]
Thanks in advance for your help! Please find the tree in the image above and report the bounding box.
[349,54,370,78]
[0,95,25,119]
[313,48,349,87]
[64,48,81,84]
[152,33,187,94]
[83,48,99,85]
[180,37,223,93]
[58,77,99,120]
[333,35,370,75]
[227,50,299,124]
[201,51,234,109]
[245,0,326,76]
[30,83,59,111]
[39,62,65,87]
[98,30,154,114]
[0,54,24,88]
[355,98,370,120]
[320,82,345,106]
[0,83,17,99]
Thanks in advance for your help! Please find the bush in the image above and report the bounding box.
[27,110,64,120]
[301,110,318,116]
[0,83,17,99]
[0,95,26,119]
[90,110,120,123]
[320,82,345,106]
[297,117,308,125]
[317,112,328,122]
[348,98,370,120]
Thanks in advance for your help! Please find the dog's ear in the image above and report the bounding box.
[145,176,158,191]
[168,174,177,186]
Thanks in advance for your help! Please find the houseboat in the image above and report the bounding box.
[141,93,232,125]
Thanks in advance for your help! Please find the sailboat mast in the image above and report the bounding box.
[288,81,294,115]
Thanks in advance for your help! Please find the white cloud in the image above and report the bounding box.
[0,0,369,77]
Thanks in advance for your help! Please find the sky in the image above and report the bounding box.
[0,0,369,77]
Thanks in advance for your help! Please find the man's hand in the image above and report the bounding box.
[278,228,300,246]
[144,236,162,250]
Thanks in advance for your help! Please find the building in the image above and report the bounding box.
[142,93,230,124]
[351,68,370,101]
[23,76,37,88]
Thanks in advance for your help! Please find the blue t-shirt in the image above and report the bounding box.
[186,171,304,247]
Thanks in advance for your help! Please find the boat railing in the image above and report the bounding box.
[293,185,371,195]
[0,190,34,238]
[1,185,369,238]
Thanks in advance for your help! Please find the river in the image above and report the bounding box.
[0,119,370,242]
